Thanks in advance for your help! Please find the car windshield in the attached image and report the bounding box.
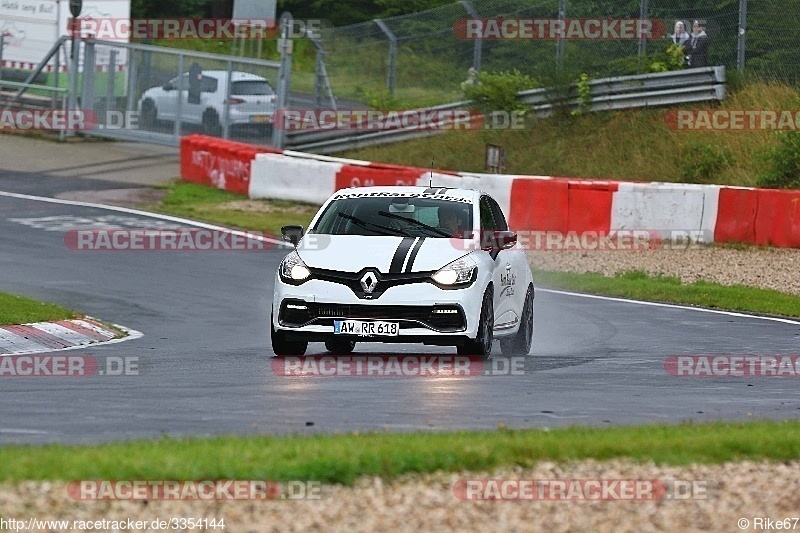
[232,80,275,96]
[312,196,473,238]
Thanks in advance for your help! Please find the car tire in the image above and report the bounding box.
[140,99,157,129]
[458,287,493,358]
[500,285,534,356]
[202,109,222,136]
[271,316,307,356]
[325,339,356,354]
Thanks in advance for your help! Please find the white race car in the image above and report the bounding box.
[271,186,534,357]
[138,70,276,135]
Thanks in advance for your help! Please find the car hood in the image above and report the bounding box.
[296,235,471,273]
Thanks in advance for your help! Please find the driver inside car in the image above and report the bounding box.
[437,204,466,236]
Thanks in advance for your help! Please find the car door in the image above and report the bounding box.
[158,74,187,121]
[484,195,520,329]
[181,74,218,126]
[479,196,509,328]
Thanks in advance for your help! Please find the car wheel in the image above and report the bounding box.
[500,285,534,356]
[202,109,222,136]
[325,339,356,354]
[458,287,493,358]
[271,316,307,356]
[140,99,157,129]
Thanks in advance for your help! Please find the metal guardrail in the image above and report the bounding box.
[285,100,467,146]
[286,110,480,154]
[0,79,70,140]
[288,66,727,154]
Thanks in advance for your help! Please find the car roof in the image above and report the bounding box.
[330,186,482,202]
[196,71,269,82]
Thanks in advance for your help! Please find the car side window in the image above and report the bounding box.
[487,197,508,231]
[172,75,190,91]
[479,196,496,231]
[200,76,218,93]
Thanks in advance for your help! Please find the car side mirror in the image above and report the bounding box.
[481,230,517,251]
[281,225,304,247]
[162,82,174,91]
[499,230,517,249]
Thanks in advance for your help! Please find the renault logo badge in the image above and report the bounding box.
[360,271,378,294]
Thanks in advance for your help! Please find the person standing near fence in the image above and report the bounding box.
[687,20,708,68]
[671,21,690,46]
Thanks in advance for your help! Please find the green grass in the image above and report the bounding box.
[2,420,800,483]
[534,269,800,318]
[152,181,317,237]
[0,293,78,325]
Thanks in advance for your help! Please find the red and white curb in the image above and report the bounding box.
[0,317,142,356]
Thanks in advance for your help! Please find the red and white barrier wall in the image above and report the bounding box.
[180,135,800,248]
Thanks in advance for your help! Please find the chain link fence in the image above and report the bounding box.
[316,0,800,107]
[75,39,281,144]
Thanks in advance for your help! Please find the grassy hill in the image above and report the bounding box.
[341,80,800,188]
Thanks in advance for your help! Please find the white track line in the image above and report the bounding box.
[539,288,800,325]
[0,190,290,248]
[2,190,796,326]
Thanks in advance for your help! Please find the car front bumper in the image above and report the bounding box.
[272,274,485,344]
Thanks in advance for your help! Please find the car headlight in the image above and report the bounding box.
[431,254,477,286]
[279,251,311,283]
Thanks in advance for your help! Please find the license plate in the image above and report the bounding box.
[333,320,399,336]
[251,115,271,123]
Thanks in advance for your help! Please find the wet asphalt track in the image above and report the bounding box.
[1,171,800,445]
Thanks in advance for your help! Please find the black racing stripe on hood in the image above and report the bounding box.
[389,237,415,273]
[404,237,425,273]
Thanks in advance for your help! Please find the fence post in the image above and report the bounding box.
[66,34,80,137]
[459,0,482,71]
[0,32,5,85]
[81,40,96,113]
[556,0,566,72]
[173,53,184,139]
[374,19,397,94]
[737,0,747,73]
[638,0,649,61]
[125,49,137,114]
[222,59,232,139]
[272,12,294,149]
[106,49,117,124]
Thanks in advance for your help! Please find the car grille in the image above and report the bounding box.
[280,300,466,332]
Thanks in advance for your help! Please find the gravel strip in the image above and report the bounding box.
[528,246,800,296]
[1,460,798,532]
